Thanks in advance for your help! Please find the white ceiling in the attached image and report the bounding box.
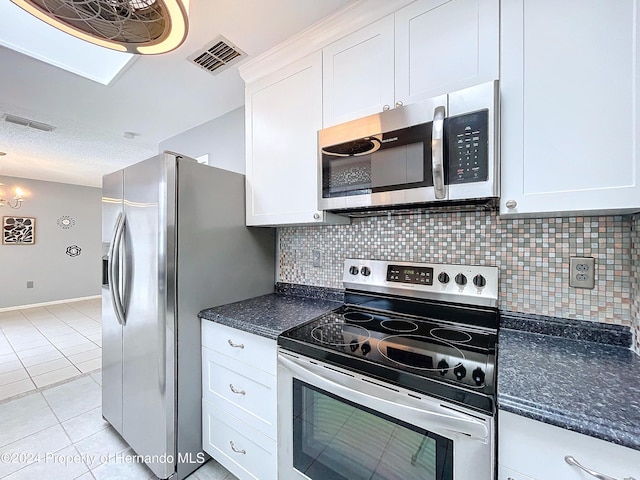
[0,0,354,187]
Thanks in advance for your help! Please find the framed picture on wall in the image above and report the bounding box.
[2,216,36,245]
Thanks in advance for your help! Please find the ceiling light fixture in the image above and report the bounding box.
[9,0,190,55]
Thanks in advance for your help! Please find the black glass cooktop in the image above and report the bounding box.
[278,292,499,413]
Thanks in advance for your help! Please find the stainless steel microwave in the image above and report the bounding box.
[318,81,499,212]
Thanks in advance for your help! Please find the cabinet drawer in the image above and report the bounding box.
[202,346,276,438]
[499,411,640,480]
[497,465,536,480]
[202,399,277,480]
[201,321,276,375]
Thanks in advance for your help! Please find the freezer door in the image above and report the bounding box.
[121,154,176,479]
[102,170,124,435]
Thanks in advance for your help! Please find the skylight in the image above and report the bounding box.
[0,1,135,86]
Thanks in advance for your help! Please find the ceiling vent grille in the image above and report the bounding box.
[3,114,56,132]
[188,36,246,75]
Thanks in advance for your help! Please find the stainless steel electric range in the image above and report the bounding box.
[277,259,499,480]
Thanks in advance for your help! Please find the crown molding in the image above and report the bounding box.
[238,0,416,85]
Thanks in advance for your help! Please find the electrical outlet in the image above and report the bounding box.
[569,257,595,289]
[26,281,34,289]
[312,250,322,267]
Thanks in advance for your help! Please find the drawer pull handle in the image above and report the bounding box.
[229,384,246,395]
[227,339,244,349]
[565,455,634,480]
[230,441,246,455]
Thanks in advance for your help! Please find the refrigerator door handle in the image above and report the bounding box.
[108,212,127,326]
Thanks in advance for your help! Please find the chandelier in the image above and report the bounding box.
[0,182,24,209]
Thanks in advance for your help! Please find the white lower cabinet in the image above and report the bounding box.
[499,411,640,480]
[497,465,536,480]
[201,322,278,480]
[202,399,277,480]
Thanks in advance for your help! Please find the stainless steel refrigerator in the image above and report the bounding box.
[101,152,275,479]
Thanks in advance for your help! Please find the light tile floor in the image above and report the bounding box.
[0,372,236,479]
[0,299,103,401]
[0,299,237,479]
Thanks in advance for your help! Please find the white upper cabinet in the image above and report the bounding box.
[245,52,349,226]
[500,0,640,216]
[323,16,395,126]
[322,0,499,127]
[395,0,499,105]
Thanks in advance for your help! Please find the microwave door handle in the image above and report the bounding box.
[432,106,446,199]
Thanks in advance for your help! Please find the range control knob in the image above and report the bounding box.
[472,367,486,386]
[360,266,371,276]
[349,340,360,352]
[360,342,371,356]
[437,359,449,376]
[473,274,487,288]
[455,273,467,286]
[438,272,450,284]
[453,364,467,380]
[349,265,359,275]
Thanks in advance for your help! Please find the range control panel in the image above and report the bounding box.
[343,259,499,308]
[387,265,434,285]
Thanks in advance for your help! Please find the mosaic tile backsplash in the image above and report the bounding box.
[278,211,633,329]
[631,214,640,354]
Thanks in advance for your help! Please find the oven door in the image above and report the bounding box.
[277,351,494,480]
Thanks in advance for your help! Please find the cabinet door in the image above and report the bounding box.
[395,0,499,105]
[499,411,640,480]
[322,16,395,127]
[246,52,349,226]
[501,0,640,216]
[245,52,322,226]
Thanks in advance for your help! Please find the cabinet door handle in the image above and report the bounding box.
[432,105,446,200]
[229,384,246,395]
[505,199,517,209]
[395,101,404,108]
[230,441,246,455]
[383,104,390,111]
[227,339,244,349]
[564,455,634,480]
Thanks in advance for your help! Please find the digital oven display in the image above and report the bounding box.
[387,265,434,285]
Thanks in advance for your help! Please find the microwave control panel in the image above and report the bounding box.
[446,110,489,184]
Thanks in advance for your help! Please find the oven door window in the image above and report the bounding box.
[292,379,453,480]
[321,123,433,199]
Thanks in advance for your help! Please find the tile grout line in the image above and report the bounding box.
[0,309,37,398]
[0,302,103,395]
[42,305,102,350]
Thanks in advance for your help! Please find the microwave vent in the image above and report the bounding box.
[335,199,499,218]
[187,36,246,75]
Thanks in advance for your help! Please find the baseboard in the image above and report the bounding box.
[0,295,101,313]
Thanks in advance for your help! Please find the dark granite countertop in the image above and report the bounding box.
[198,290,342,340]
[498,317,640,451]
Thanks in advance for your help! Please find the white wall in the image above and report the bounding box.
[158,106,245,174]
[0,177,101,308]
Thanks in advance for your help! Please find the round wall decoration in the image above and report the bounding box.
[57,216,76,229]
[66,245,82,257]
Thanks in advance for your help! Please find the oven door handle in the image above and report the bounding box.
[279,354,489,442]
